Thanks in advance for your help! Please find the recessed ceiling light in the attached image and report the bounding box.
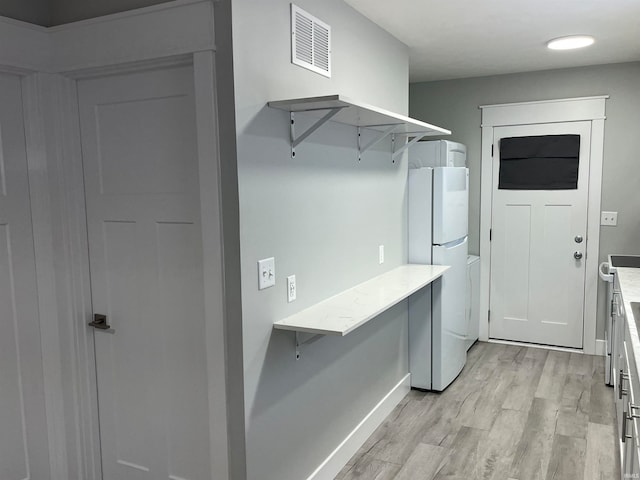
[547,35,595,50]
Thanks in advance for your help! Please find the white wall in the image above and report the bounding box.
[231,0,411,478]
[410,62,640,340]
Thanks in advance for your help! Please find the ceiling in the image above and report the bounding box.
[344,0,640,82]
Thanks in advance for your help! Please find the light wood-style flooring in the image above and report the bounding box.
[337,341,618,480]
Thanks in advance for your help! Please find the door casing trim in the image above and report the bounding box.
[0,2,242,479]
[479,96,608,355]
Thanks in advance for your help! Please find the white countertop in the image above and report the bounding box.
[273,264,449,336]
[616,267,640,371]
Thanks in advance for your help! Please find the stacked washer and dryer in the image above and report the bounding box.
[407,140,476,391]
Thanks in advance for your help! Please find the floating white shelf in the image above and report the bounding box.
[267,94,451,160]
[274,264,449,337]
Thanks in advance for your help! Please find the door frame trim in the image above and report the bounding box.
[479,96,608,355]
[0,2,243,479]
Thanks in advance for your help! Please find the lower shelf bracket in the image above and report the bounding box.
[358,124,397,161]
[295,331,325,360]
[392,133,427,162]
[290,108,345,158]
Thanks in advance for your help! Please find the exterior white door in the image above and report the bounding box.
[489,121,591,348]
[0,73,51,480]
[77,65,211,480]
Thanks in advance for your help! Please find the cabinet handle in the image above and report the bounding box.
[620,369,630,399]
[630,404,640,419]
[614,293,624,317]
[623,406,630,442]
[626,403,635,440]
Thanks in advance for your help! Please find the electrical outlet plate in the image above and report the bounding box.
[601,211,618,226]
[379,245,384,264]
[258,257,275,290]
[287,275,296,302]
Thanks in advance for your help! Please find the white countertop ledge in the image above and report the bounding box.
[273,264,449,336]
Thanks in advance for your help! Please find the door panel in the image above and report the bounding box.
[501,204,531,321]
[0,73,50,479]
[78,65,210,480]
[539,204,573,327]
[95,95,195,196]
[490,121,590,348]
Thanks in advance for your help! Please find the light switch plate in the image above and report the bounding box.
[379,245,385,264]
[258,257,275,290]
[601,211,618,226]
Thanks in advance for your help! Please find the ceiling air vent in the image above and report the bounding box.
[291,4,331,78]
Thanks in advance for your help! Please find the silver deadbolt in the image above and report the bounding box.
[574,251,583,260]
[575,235,583,243]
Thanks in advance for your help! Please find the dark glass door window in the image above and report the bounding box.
[498,134,580,190]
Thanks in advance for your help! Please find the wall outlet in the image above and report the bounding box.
[379,245,385,264]
[258,257,275,290]
[601,211,618,226]
[287,275,297,303]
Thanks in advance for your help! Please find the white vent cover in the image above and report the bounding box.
[291,4,331,78]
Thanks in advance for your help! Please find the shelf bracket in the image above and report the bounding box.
[392,133,427,162]
[290,107,346,158]
[358,124,397,161]
[295,331,324,360]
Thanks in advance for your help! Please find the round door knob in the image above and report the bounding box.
[575,235,583,243]
[574,251,583,260]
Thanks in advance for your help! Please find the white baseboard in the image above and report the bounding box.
[306,373,411,480]
[488,339,581,354]
[487,338,607,357]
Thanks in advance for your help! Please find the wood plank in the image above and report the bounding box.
[509,398,559,480]
[535,350,571,402]
[556,409,588,439]
[420,397,464,448]
[334,454,400,480]
[497,345,528,365]
[458,368,516,430]
[361,391,434,465]
[589,357,615,426]
[545,434,587,480]
[392,443,448,480]
[432,426,488,480]
[524,346,552,362]
[467,343,510,382]
[561,373,591,415]
[583,422,618,480]
[475,409,528,480]
[502,355,547,412]
[568,352,596,376]
[353,390,418,453]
